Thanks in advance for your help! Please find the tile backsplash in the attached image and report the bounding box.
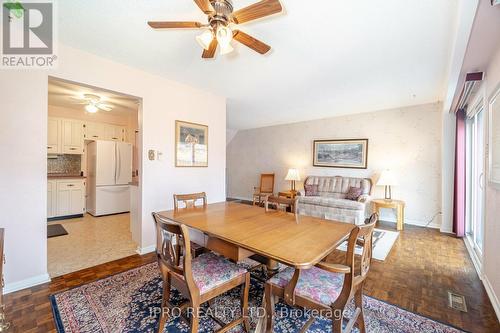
[48,155,82,175]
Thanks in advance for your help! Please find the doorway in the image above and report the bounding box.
[46,77,142,278]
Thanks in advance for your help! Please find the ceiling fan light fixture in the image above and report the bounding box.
[220,43,234,55]
[196,30,214,50]
[216,25,233,48]
[85,104,99,113]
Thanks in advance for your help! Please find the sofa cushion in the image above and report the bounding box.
[304,184,319,196]
[298,196,364,210]
[345,187,363,201]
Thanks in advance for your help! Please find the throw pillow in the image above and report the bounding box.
[304,184,319,196]
[345,187,363,201]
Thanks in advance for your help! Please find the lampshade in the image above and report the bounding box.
[219,43,234,55]
[196,30,214,50]
[377,170,397,186]
[285,168,301,181]
[216,25,233,48]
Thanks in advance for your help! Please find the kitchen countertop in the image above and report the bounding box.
[48,174,86,179]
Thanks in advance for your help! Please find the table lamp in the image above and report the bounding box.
[377,169,397,200]
[285,168,300,194]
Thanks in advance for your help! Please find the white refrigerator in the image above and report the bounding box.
[87,141,132,216]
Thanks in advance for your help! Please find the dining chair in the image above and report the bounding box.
[173,192,207,210]
[152,212,251,333]
[173,192,208,257]
[264,213,379,333]
[253,173,275,206]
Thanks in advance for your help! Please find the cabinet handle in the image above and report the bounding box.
[69,148,77,150]
[112,137,118,140]
[67,184,75,187]
[3,255,5,264]
[47,146,52,149]
[92,135,98,138]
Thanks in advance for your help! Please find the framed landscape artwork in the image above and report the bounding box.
[175,120,208,167]
[313,139,368,169]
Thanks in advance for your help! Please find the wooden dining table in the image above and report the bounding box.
[157,201,354,332]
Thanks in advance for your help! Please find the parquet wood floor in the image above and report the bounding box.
[4,222,499,332]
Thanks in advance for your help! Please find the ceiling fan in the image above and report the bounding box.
[71,94,113,113]
[148,0,283,58]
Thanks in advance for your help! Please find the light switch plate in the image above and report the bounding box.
[148,150,156,161]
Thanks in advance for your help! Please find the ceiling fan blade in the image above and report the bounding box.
[233,30,271,54]
[232,0,283,24]
[97,104,113,111]
[148,21,202,29]
[193,0,214,14]
[202,39,218,58]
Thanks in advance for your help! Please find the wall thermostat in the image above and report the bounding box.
[148,150,156,161]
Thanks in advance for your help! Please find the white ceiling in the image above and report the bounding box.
[58,0,459,130]
[48,78,140,116]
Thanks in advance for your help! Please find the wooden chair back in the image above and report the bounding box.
[259,174,275,193]
[341,213,377,292]
[152,213,198,293]
[173,192,207,210]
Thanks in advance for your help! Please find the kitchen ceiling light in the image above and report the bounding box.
[196,30,213,50]
[85,104,99,113]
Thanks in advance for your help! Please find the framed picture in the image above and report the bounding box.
[489,85,500,187]
[175,120,208,167]
[313,139,368,169]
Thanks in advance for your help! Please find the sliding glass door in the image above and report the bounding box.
[465,108,485,259]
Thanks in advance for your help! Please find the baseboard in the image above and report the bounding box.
[227,196,253,202]
[483,275,500,322]
[136,244,155,255]
[462,238,500,322]
[3,273,51,294]
[463,236,483,279]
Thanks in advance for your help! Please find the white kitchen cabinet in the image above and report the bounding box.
[104,124,125,142]
[56,179,85,216]
[47,180,57,218]
[47,118,61,154]
[62,119,84,154]
[84,122,105,140]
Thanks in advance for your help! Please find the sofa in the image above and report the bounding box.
[297,175,373,225]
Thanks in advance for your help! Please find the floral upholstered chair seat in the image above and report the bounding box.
[191,252,247,294]
[268,266,345,306]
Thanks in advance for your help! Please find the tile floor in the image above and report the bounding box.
[47,213,138,277]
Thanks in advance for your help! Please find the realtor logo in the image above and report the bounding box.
[2,0,57,68]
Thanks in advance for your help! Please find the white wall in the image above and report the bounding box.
[0,72,50,291]
[227,103,443,227]
[0,44,226,292]
[483,45,500,319]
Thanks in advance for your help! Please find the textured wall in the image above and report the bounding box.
[227,103,442,227]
